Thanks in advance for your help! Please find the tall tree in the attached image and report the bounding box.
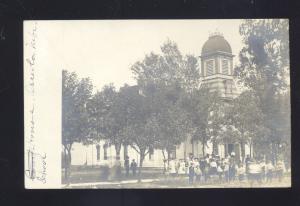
[226,90,264,161]
[182,87,219,156]
[235,19,290,163]
[207,97,226,155]
[148,83,190,159]
[118,86,159,181]
[131,39,201,157]
[86,84,123,159]
[62,70,93,180]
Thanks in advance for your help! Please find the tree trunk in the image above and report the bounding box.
[162,149,166,160]
[249,143,252,158]
[240,140,245,163]
[138,153,145,182]
[202,142,205,157]
[64,147,68,181]
[184,139,186,160]
[64,145,72,183]
[249,141,252,158]
[68,151,72,168]
[162,149,167,174]
[212,140,218,155]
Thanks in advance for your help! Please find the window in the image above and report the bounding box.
[222,59,229,75]
[206,60,214,76]
[169,146,176,159]
[96,145,100,161]
[228,144,234,155]
[103,144,108,160]
[149,147,154,160]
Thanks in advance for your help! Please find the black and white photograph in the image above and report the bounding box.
[24,19,290,189]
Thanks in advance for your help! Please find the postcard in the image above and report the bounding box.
[24,19,290,188]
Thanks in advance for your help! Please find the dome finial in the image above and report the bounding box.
[202,30,232,55]
[209,29,223,38]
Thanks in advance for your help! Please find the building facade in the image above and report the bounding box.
[69,33,251,168]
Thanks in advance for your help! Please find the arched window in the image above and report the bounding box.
[149,147,154,160]
[103,144,108,160]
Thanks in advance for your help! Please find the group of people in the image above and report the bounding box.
[124,156,138,177]
[164,153,287,185]
[108,156,137,181]
[109,153,287,184]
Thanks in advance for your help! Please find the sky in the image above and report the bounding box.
[34,19,244,92]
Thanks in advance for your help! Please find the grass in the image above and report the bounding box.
[62,166,165,184]
[62,166,291,188]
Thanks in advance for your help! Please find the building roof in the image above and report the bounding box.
[201,34,232,55]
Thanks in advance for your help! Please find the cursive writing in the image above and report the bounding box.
[25,22,47,184]
[25,150,47,184]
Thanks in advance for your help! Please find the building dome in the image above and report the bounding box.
[201,34,232,55]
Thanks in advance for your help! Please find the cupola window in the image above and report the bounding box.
[206,60,214,76]
[222,59,229,75]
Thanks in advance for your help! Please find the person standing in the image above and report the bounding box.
[188,163,195,185]
[228,154,236,182]
[259,160,266,182]
[124,156,130,177]
[266,160,274,183]
[195,165,202,183]
[245,155,251,173]
[237,163,246,182]
[276,160,285,182]
[178,159,186,177]
[114,159,122,181]
[217,163,223,182]
[199,158,206,182]
[185,158,190,175]
[205,154,210,165]
[223,161,229,182]
[169,158,177,177]
[210,158,218,176]
[130,159,137,177]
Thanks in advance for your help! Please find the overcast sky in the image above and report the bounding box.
[34,19,244,92]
